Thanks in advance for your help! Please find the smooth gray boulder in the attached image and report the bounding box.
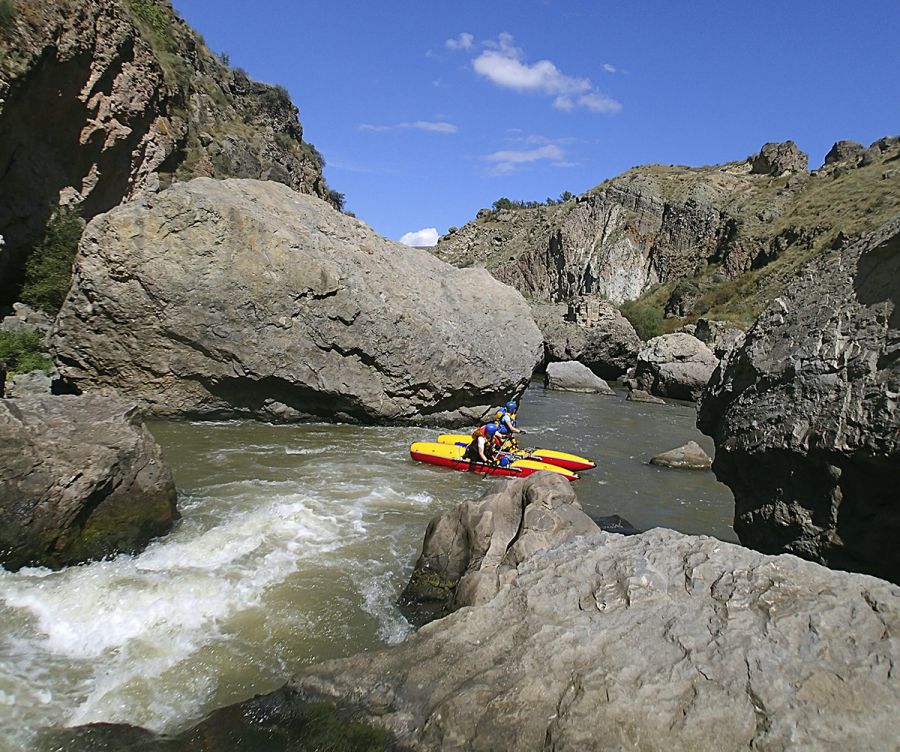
[51,178,543,424]
[532,301,642,379]
[6,369,53,398]
[699,218,900,584]
[544,360,614,394]
[0,302,53,336]
[399,472,598,625]
[292,528,900,751]
[650,440,713,470]
[634,332,718,400]
[0,394,177,571]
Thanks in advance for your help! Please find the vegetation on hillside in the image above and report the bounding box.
[20,205,84,315]
[618,300,664,340]
[491,191,575,213]
[0,0,16,26]
[0,329,51,375]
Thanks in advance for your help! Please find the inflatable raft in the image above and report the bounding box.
[409,441,579,481]
[435,434,596,473]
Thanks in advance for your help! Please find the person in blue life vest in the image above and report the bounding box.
[464,422,503,464]
[492,400,526,438]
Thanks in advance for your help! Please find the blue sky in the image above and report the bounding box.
[172,1,900,246]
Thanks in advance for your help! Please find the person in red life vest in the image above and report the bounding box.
[464,422,503,464]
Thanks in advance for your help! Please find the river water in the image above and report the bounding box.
[0,383,733,750]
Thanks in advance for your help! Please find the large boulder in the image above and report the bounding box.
[291,528,900,751]
[544,360,614,394]
[823,140,865,166]
[51,179,543,424]
[698,218,900,583]
[532,301,642,379]
[0,394,177,571]
[400,472,598,625]
[749,140,809,175]
[634,332,718,400]
[650,440,713,470]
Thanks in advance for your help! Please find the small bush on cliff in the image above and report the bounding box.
[0,0,15,26]
[0,330,50,375]
[129,0,170,41]
[20,206,84,316]
[619,300,664,341]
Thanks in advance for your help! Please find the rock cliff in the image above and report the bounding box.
[698,218,900,584]
[435,138,900,327]
[0,0,336,304]
[51,178,543,424]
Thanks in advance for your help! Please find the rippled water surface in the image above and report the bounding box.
[0,383,733,750]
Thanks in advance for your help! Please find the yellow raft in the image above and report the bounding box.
[409,442,579,481]
[436,434,596,472]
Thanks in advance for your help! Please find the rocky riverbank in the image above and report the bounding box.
[57,472,899,751]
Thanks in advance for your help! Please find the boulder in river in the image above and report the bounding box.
[51,178,543,425]
[634,332,718,400]
[399,472,598,625]
[650,440,713,470]
[699,218,900,584]
[532,300,642,379]
[544,360,614,394]
[0,394,177,571]
[291,527,900,751]
[625,388,666,404]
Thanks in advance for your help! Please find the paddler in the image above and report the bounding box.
[495,400,525,436]
[464,422,503,464]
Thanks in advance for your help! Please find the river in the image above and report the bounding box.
[0,383,733,750]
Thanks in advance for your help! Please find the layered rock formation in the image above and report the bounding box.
[0,0,336,303]
[699,218,900,583]
[51,178,543,423]
[0,394,177,570]
[634,332,718,400]
[434,139,900,325]
[532,300,642,379]
[289,528,900,751]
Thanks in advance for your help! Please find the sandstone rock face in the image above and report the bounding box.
[650,440,713,470]
[51,179,543,424]
[749,140,809,175]
[544,361,614,394]
[0,0,335,302]
[0,394,177,570]
[634,332,718,400]
[400,472,598,624]
[293,528,900,751]
[532,302,641,379]
[699,219,900,583]
[434,140,898,321]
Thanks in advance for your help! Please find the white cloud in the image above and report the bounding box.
[602,63,617,73]
[399,227,440,247]
[445,32,474,51]
[482,144,565,175]
[578,92,622,113]
[360,121,458,134]
[467,33,620,114]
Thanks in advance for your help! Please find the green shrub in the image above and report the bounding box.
[619,300,664,341]
[0,330,51,375]
[327,189,346,212]
[0,0,16,25]
[20,205,84,315]
[129,0,170,41]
